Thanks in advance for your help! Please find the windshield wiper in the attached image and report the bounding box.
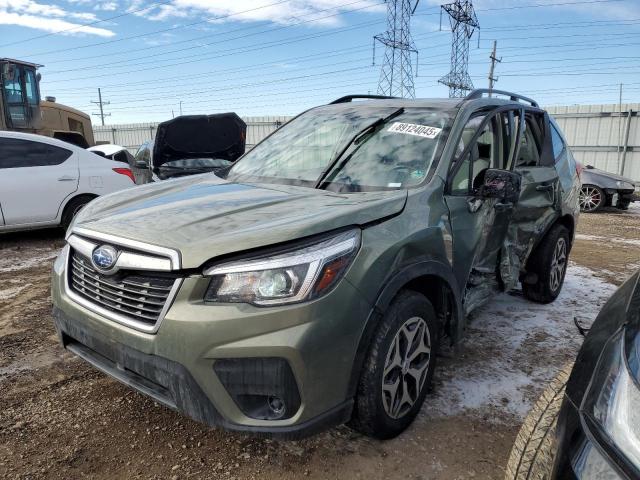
[314,107,404,189]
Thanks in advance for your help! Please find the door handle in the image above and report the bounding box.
[536,184,553,192]
[58,176,77,182]
[495,202,514,212]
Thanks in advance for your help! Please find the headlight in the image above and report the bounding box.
[584,329,640,469]
[203,229,361,306]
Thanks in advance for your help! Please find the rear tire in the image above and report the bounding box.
[522,225,569,304]
[579,185,604,212]
[61,196,94,231]
[504,363,572,480]
[349,290,438,439]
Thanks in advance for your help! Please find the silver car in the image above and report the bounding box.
[579,165,637,212]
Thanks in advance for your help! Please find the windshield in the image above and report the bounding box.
[226,105,452,192]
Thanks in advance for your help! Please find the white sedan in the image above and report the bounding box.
[0,131,136,233]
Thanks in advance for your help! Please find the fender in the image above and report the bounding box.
[346,260,463,399]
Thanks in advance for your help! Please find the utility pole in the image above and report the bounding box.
[617,83,623,167]
[90,88,110,126]
[438,0,480,98]
[488,40,501,96]
[179,101,183,116]
[373,0,419,98]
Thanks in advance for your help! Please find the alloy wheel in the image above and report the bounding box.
[550,237,567,293]
[579,186,603,212]
[381,316,432,419]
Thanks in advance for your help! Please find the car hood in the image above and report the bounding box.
[583,167,636,185]
[73,175,407,268]
[152,113,246,169]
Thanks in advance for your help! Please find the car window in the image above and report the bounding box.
[500,110,523,171]
[550,123,566,160]
[0,137,73,169]
[450,115,496,195]
[514,122,541,168]
[113,151,130,163]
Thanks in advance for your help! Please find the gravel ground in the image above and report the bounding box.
[0,205,638,480]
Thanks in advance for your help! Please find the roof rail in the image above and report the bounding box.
[329,94,399,104]
[466,89,539,108]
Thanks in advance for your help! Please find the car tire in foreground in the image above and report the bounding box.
[523,224,569,304]
[349,290,438,439]
[505,363,573,480]
[579,184,605,213]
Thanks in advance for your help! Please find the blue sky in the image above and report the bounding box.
[1,0,639,123]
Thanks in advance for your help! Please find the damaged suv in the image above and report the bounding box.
[52,90,580,439]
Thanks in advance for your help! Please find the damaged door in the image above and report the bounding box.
[500,110,560,289]
[444,106,523,315]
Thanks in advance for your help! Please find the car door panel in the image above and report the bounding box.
[444,107,519,314]
[502,112,561,288]
[0,137,79,225]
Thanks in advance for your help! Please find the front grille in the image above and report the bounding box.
[69,249,178,327]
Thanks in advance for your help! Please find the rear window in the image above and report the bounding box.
[550,123,566,161]
[0,137,73,169]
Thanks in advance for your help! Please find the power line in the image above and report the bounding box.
[41,0,380,68]
[43,1,382,75]
[42,19,384,81]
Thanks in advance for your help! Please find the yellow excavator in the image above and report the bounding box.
[0,58,95,147]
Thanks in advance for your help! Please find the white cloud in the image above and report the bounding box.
[0,0,114,36]
[95,1,119,11]
[135,0,383,26]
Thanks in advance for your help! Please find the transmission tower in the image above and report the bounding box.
[438,0,479,98]
[374,0,419,98]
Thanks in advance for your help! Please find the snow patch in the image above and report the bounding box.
[0,249,59,273]
[0,284,31,301]
[575,233,640,247]
[423,264,616,423]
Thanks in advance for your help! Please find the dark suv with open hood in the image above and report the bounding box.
[52,90,580,439]
[131,113,246,183]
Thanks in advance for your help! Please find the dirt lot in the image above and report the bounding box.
[1,205,638,480]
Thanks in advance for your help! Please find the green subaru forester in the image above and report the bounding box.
[52,90,580,439]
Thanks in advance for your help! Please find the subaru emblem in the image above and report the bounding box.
[92,245,118,271]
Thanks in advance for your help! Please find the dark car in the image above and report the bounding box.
[506,270,640,479]
[579,165,637,212]
[131,113,247,184]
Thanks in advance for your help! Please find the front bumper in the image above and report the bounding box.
[605,188,636,209]
[51,246,372,438]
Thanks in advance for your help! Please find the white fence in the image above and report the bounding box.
[94,105,640,182]
[93,116,292,154]
[546,104,640,183]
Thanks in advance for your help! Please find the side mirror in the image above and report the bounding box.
[134,160,148,169]
[474,168,521,204]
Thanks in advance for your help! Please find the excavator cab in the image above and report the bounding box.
[0,58,42,132]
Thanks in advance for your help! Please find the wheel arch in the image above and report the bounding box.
[58,193,99,225]
[346,261,463,399]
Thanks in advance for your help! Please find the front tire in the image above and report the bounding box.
[505,363,572,480]
[349,290,438,439]
[523,225,569,304]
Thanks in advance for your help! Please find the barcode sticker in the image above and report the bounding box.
[387,122,442,139]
